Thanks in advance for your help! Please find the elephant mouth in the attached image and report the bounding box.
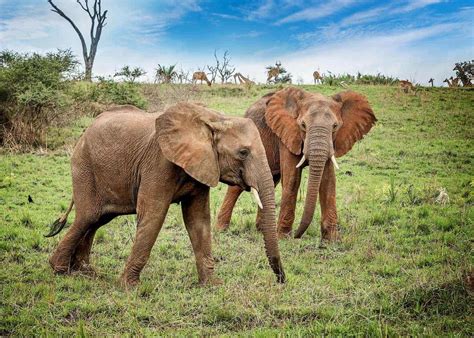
[220,177,249,191]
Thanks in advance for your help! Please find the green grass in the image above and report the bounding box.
[1,84,473,335]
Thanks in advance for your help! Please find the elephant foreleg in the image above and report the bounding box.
[277,145,302,237]
[121,194,170,288]
[182,188,218,285]
[319,160,339,242]
[215,186,243,230]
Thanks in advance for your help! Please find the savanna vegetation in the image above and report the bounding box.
[1,66,473,334]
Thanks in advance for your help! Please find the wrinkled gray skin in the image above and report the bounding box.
[48,103,285,287]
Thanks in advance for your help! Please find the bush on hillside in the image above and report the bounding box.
[321,71,399,86]
[0,49,78,148]
[0,50,147,149]
[69,79,147,111]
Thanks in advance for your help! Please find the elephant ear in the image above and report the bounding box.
[265,87,307,155]
[332,91,377,157]
[156,103,220,187]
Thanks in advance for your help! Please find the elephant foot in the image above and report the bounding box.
[120,275,140,289]
[215,221,229,231]
[321,225,340,243]
[199,276,223,286]
[277,227,292,239]
[70,262,97,276]
[49,253,72,274]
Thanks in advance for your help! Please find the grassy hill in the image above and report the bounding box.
[1,84,473,335]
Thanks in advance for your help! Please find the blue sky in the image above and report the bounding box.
[0,0,473,84]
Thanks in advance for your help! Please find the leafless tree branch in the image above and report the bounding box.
[48,0,107,81]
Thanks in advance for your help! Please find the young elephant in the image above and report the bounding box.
[216,87,376,240]
[47,103,285,287]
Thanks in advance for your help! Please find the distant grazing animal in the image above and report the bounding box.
[267,61,282,84]
[234,72,255,85]
[399,80,415,93]
[313,71,323,84]
[443,77,459,88]
[428,78,434,87]
[450,77,460,87]
[192,71,211,86]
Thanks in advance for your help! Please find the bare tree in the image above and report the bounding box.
[205,67,216,84]
[48,0,108,81]
[209,50,235,84]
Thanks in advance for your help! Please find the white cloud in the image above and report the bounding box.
[276,0,356,24]
[247,0,274,20]
[211,13,241,20]
[340,5,392,26]
[338,0,447,28]
[401,0,445,12]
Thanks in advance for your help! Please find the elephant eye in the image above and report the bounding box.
[239,148,249,159]
[300,122,306,131]
[333,123,338,130]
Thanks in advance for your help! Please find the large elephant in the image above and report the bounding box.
[216,87,376,240]
[47,103,285,287]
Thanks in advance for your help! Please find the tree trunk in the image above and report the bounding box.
[84,59,93,82]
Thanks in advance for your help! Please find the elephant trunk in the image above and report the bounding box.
[294,126,330,238]
[254,160,285,283]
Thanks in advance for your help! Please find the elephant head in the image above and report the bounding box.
[156,103,285,282]
[265,87,376,238]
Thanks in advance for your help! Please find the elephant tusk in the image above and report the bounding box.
[251,187,263,210]
[296,155,306,168]
[331,155,340,170]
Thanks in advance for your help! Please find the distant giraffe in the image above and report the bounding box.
[450,76,460,87]
[233,72,255,85]
[428,78,434,87]
[266,61,281,84]
[313,70,323,84]
[399,80,415,93]
[444,77,459,88]
[192,71,211,86]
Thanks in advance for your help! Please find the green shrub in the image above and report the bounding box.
[69,79,147,110]
[321,71,399,86]
[0,50,147,149]
[0,49,77,148]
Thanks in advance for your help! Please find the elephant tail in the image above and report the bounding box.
[44,199,74,237]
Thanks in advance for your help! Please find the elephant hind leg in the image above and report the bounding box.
[70,213,116,274]
[215,186,243,230]
[49,213,100,274]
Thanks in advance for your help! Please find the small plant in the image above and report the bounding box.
[383,176,398,204]
[113,65,146,83]
[405,184,422,205]
[155,64,177,84]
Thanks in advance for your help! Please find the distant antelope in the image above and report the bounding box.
[399,80,415,93]
[313,70,323,84]
[428,78,434,87]
[192,71,211,86]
